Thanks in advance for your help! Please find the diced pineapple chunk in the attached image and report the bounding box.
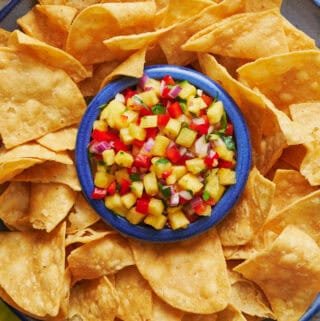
[119,127,134,145]
[168,211,189,230]
[185,158,206,174]
[148,198,164,216]
[138,89,159,107]
[100,99,126,127]
[105,193,127,216]
[93,119,107,131]
[205,174,226,202]
[96,163,107,172]
[144,214,167,230]
[115,168,130,183]
[151,135,171,156]
[140,115,158,128]
[207,101,224,124]
[128,124,146,141]
[143,172,159,196]
[214,145,234,161]
[167,206,183,215]
[130,181,144,198]
[197,204,212,216]
[166,165,187,184]
[163,118,181,140]
[188,97,207,116]
[178,173,203,194]
[94,172,115,188]
[102,149,115,166]
[145,79,161,95]
[154,158,172,178]
[178,81,196,99]
[126,206,145,224]
[218,168,236,185]
[114,151,134,168]
[175,127,197,148]
[121,192,137,209]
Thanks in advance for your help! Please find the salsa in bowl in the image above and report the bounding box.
[76,65,251,242]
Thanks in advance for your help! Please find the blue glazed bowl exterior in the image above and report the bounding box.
[76,65,252,242]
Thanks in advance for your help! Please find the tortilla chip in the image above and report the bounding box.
[68,233,134,283]
[183,10,289,60]
[216,304,248,321]
[0,182,31,231]
[36,126,78,151]
[0,224,65,318]
[152,293,184,321]
[237,50,320,113]
[280,144,307,170]
[29,182,77,232]
[66,2,156,65]
[13,161,81,191]
[245,0,282,11]
[130,228,230,314]
[182,312,217,321]
[0,48,86,149]
[65,228,113,247]
[234,225,320,321]
[69,276,119,321]
[115,265,153,321]
[300,140,320,186]
[217,167,275,246]
[0,28,10,46]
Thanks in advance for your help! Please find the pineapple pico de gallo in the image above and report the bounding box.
[88,74,237,230]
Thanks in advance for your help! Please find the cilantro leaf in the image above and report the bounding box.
[202,190,210,201]
[152,103,166,115]
[220,135,236,151]
[155,158,170,165]
[129,173,140,181]
[158,183,172,198]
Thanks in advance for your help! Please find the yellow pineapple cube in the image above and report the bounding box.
[154,158,172,178]
[148,198,164,216]
[185,158,206,174]
[115,168,130,183]
[145,79,161,95]
[151,135,171,156]
[178,81,196,99]
[119,127,134,145]
[105,193,127,216]
[175,127,197,148]
[144,214,167,230]
[128,124,146,141]
[178,173,203,194]
[126,206,145,224]
[116,110,138,129]
[167,206,183,215]
[140,115,158,128]
[96,163,107,172]
[130,181,144,198]
[94,172,115,189]
[93,119,108,131]
[188,97,207,116]
[214,145,234,161]
[102,149,115,166]
[168,211,189,230]
[100,99,126,127]
[143,172,159,196]
[139,89,159,107]
[205,174,226,202]
[121,192,137,209]
[114,151,134,168]
[163,118,181,140]
[166,165,187,184]
[207,101,224,124]
[218,168,236,185]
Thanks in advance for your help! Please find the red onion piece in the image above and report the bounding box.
[190,196,203,210]
[192,117,206,125]
[143,137,155,153]
[195,135,209,157]
[139,74,150,89]
[179,190,193,200]
[170,193,180,206]
[89,141,113,154]
[168,85,182,99]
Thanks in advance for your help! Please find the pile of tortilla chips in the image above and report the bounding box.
[0,1,319,321]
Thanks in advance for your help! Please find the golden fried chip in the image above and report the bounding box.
[9,30,89,82]
[13,161,81,191]
[0,224,65,318]
[234,225,320,321]
[152,294,184,321]
[237,50,320,113]
[115,266,153,321]
[0,28,10,46]
[216,304,247,321]
[68,233,134,282]
[217,167,275,246]
[130,228,230,314]
[182,312,217,321]
[29,183,76,232]
[65,228,113,247]
[66,2,156,65]
[0,182,31,231]
[69,276,119,321]
[0,48,86,149]
[300,140,320,186]
[245,0,282,11]
[36,126,78,151]
[280,144,307,170]
[183,10,289,60]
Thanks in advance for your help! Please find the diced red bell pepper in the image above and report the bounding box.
[139,107,152,117]
[132,139,145,148]
[91,187,107,199]
[91,129,118,142]
[157,114,170,126]
[218,160,234,169]
[162,74,175,86]
[123,88,137,104]
[201,94,213,107]
[134,154,151,168]
[107,181,116,195]
[225,122,234,136]
[194,202,207,215]
[167,102,183,118]
[119,179,131,195]
[189,116,210,136]
[114,139,128,152]
[179,196,189,205]
[146,127,158,139]
[136,198,150,214]
[204,152,219,168]
[205,197,216,206]
[166,145,181,164]
[161,169,173,179]
[176,154,193,165]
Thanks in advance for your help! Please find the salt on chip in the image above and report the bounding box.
[152,293,184,321]
[69,276,119,321]
[66,2,156,65]
[0,48,86,149]
[115,265,153,321]
[36,126,78,151]
[217,167,275,246]
[182,9,289,60]
[130,228,230,314]
[68,233,134,283]
[234,225,320,321]
[237,50,320,113]
[0,182,31,231]
[0,223,65,318]
[9,30,89,82]
[29,182,77,232]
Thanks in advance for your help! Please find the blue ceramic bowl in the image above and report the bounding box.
[75,65,251,242]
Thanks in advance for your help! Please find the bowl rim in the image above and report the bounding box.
[75,64,252,242]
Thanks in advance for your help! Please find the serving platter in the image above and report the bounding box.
[0,0,320,320]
